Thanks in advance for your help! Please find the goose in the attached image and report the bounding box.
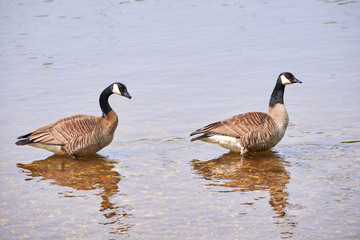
[190,72,301,155]
[15,82,131,158]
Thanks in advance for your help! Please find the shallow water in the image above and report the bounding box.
[1,0,360,239]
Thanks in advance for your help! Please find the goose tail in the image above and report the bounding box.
[190,129,212,142]
[15,133,32,145]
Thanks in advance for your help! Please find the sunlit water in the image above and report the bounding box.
[1,0,360,239]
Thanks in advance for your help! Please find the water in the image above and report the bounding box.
[1,0,360,239]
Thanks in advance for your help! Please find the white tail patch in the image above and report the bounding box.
[112,84,121,95]
[30,143,65,155]
[204,135,243,153]
[280,75,292,85]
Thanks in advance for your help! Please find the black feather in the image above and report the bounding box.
[190,131,213,142]
[15,138,31,146]
[17,132,32,140]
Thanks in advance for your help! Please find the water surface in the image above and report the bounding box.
[1,0,360,239]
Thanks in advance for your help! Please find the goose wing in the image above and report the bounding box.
[23,115,100,146]
[191,112,277,139]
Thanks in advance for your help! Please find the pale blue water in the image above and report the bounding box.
[1,0,359,239]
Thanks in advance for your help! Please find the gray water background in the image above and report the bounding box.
[1,0,360,239]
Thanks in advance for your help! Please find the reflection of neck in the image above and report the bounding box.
[269,80,285,108]
[268,183,288,216]
[99,86,113,118]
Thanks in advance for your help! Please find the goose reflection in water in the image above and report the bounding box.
[17,154,131,235]
[192,151,297,238]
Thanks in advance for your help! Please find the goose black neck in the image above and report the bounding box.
[99,86,113,118]
[269,80,285,108]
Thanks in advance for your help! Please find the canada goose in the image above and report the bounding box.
[190,72,301,155]
[16,82,131,158]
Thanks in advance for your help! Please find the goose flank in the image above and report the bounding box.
[190,72,301,155]
[16,82,131,158]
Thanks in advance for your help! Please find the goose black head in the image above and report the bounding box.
[279,72,302,85]
[112,82,132,99]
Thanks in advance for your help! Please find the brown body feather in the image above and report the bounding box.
[25,111,118,157]
[191,105,288,154]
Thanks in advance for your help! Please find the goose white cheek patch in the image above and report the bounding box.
[112,84,121,95]
[280,75,292,85]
